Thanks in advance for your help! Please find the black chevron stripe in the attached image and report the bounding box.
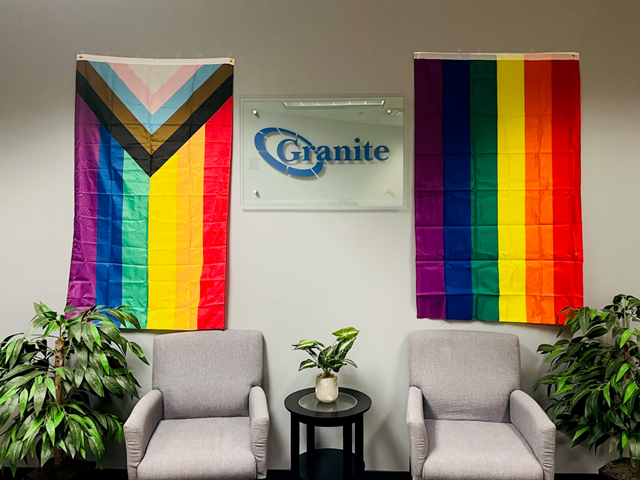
[76,70,233,177]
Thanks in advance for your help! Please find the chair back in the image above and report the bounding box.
[153,330,263,420]
[409,330,520,423]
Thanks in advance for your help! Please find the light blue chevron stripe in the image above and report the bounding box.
[89,62,221,134]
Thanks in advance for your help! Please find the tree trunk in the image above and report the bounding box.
[53,337,65,466]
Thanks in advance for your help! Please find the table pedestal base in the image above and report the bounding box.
[299,448,363,480]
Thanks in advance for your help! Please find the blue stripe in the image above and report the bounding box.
[96,125,124,307]
[89,62,221,134]
[442,60,473,320]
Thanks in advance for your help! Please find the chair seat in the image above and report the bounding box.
[137,417,256,480]
[422,419,543,480]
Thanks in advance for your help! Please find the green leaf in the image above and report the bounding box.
[96,320,123,345]
[0,387,19,406]
[33,382,47,415]
[9,440,24,476]
[332,327,359,339]
[5,339,17,363]
[573,426,590,442]
[115,376,138,398]
[87,434,104,468]
[18,389,28,419]
[8,339,25,369]
[603,384,611,407]
[120,310,141,330]
[625,383,638,403]
[298,359,317,371]
[610,434,621,454]
[69,322,83,343]
[294,339,324,349]
[102,376,123,397]
[342,358,357,368]
[89,323,102,347]
[337,336,357,359]
[3,369,42,392]
[40,436,53,467]
[129,342,149,365]
[45,417,55,444]
[578,308,590,334]
[25,316,50,338]
[0,396,19,429]
[630,435,640,460]
[623,431,629,448]
[76,346,88,369]
[617,364,631,382]
[74,368,85,389]
[620,330,633,348]
[81,324,94,351]
[23,417,44,441]
[554,383,575,395]
[84,368,104,397]
[45,377,56,398]
[98,350,110,375]
[53,409,65,428]
[66,403,85,415]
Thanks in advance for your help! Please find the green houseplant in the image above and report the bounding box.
[293,327,359,403]
[535,294,640,479]
[0,302,148,477]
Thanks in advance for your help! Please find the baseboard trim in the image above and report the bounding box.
[0,468,602,479]
[265,470,601,479]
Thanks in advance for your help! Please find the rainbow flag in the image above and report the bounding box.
[414,53,583,324]
[67,55,233,330]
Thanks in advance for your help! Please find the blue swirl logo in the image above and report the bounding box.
[254,127,390,179]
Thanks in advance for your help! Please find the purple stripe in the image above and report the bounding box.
[67,94,100,308]
[415,59,445,319]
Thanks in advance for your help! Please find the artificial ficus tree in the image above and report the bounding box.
[0,303,148,475]
[536,294,640,472]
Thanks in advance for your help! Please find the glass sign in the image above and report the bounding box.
[240,97,404,210]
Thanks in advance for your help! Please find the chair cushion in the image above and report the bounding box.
[409,330,521,423]
[153,330,263,419]
[137,417,256,480]
[422,419,543,480]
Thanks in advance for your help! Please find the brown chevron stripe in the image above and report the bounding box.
[76,61,233,154]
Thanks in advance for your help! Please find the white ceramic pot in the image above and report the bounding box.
[315,373,338,403]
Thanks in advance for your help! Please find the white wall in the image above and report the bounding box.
[1,0,639,473]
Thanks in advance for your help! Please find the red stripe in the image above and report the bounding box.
[524,60,554,323]
[198,97,233,329]
[552,61,582,321]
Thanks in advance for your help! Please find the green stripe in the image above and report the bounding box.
[470,60,500,321]
[121,152,149,328]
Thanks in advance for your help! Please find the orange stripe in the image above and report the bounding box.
[175,126,205,330]
[525,60,554,323]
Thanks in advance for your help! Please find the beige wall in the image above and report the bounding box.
[1,0,640,473]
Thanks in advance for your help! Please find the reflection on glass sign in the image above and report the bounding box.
[241,97,404,210]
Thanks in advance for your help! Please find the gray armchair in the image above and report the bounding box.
[124,330,269,480]
[407,330,555,480]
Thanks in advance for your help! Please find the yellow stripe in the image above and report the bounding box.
[497,56,527,323]
[175,127,205,330]
[147,154,179,330]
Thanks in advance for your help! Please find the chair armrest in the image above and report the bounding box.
[124,389,163,480]
[407,386,428,480]
[510,390,556,480]
[249,386,270,479]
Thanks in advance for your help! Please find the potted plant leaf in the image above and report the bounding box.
[0,302,148,478]
[292,327,359,403]
[535,294,640,480]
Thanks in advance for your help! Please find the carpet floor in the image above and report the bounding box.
[0,470,602,479]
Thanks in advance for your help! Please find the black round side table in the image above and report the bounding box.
[284,387,372,480]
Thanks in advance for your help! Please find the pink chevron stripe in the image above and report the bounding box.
[109,63,202,115]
